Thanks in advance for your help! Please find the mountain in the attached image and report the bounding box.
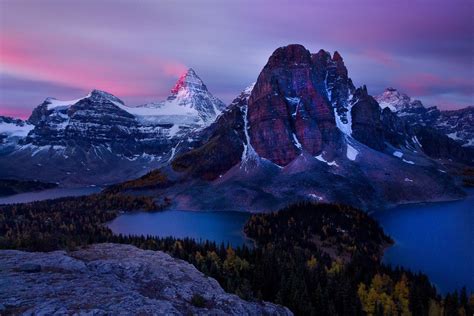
[375,88,474,148]
[0,70,225,186]
[1,46,471,205]
[0,116,34,153]
[120,44,470,211]
[129,68,226,125]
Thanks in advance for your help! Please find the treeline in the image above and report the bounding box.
[0,192,162,250]
[461,167,474,187]
[245,202,393,261]
[0,178,58,197]
[104,169,170,193]
[0,197,472,315]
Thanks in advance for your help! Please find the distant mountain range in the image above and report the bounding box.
[0,44,472,210]
[0,69,226,185]
[375,87,474,148]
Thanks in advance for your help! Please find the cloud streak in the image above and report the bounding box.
[0,0,472,117]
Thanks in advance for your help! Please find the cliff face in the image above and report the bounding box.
[248,45,343,166]
[350,86,385,151]
[0,243,292,315]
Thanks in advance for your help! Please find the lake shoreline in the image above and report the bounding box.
[374,187,472,215]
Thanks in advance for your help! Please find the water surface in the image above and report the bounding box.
[373,189,474,294]
[108,210,253,248]
[109,191,473,294]
[0,186,102,204]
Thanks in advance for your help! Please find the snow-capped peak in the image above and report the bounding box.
[169,68,206,95]
[88,89,124,105]
[44,94,90,110]
[43,89,124,110]
[375,88,424,112]
[127,68,226,125]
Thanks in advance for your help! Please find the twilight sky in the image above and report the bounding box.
[0,0,472,119]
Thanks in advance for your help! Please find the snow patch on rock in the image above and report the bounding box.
[393,151,403,158]
[0,120,34,138]
[45,93,91,110]
[292,133,302,150]
[315,153,338,166]
[346,143,358,161]
[308,193,324,201]
[240,91,260,171]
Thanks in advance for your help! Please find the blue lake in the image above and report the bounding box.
[17,185,470,294]
[110,191,473,294]
[373,189,474,294]
[108,210,253,248]
[0,186,102,205]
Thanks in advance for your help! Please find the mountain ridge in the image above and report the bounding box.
[124,44,470,211]
[0,70,226,185]
[375,87,474,148]
[0,45,472,203]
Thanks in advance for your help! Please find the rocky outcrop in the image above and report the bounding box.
[0,243,291,315]
[350,86,385,151]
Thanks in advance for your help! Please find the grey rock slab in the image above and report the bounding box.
[0,243,292,316]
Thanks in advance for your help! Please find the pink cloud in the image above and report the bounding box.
[0,105,29,119]
[0,33,186,98]
[361,49,398,68]
[395,72,473,97]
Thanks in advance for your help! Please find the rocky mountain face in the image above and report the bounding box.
[247,46,343,166]
[0,70,226,185]
[132,44,470,211]
[26,90,142,152]
[437,107,474,147]
[375,88,474,148]
[0,45,471,206]
[172,85,252,181]
[0,243,291,315]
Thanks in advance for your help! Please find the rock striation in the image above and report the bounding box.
[0,243,292,315]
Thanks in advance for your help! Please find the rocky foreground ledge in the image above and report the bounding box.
[0,243,291,315]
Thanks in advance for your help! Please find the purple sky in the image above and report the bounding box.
[1,0,472,119]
